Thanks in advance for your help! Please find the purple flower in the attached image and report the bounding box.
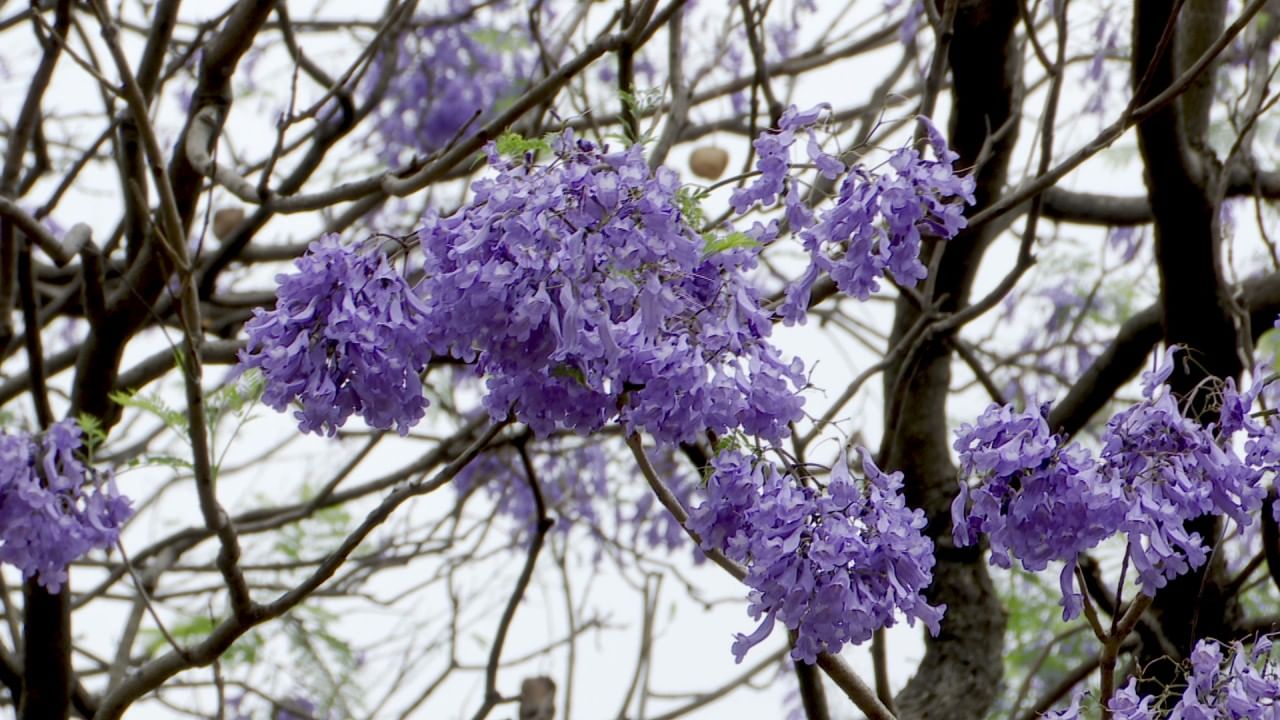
[778,116,974,322]
[0,420,132,592]
[1048,640,1280,719]
[239,235,434,436]
[954,347,1273,614]
[1175,639,1280,717]
[688,448,942,663]
[951,403,1122,618]
[368,13,528,165]
[1108,678,1156,720]
[416,132,805,443]
[1099,355,1264,594]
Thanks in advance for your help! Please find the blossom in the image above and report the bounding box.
[416,132,805,442]
[0,420,132,592]
[239,235,434,436]
[951,403,1122,618]
[776,115,975,323]
[1048,639,1280,719]
[730,104,839,216]
[953,347,1272,615]
[1099,355,1265,594]
[368,12,527,165]
[688,448,942,663]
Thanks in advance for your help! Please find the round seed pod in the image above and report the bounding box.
[689,146,729,180]
[212,207,245,240]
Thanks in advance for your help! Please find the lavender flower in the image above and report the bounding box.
[240,235,434,436]
[0,420,132,592]
[1107,679,1156,720]
[954,347,1272,615]
[777,115,975,323]
[688,448,942,664]
[1048,638,1280,719]
[730,104,831,214]
[416,132,805,443]
[952,403,1123,618]
[1099,351,1265,594]
[369,12,527,165]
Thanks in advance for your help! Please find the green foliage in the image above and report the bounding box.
[281,605,362,717]
[703,231,760,257]
[469,27,522,51]
[711,431,749,455]
[271,484,353,562]
[676,186,709,230]
[110,370,265,475]
[120,454,194,472]
[613,88,664,145]
[142,614,264,665]
[206,369,265,429]
[77,412,107,457]
[1258,326,1280,365]
[988,564,1095,719]
[495,131,551,158]
[111,389,189,435]
[552,363,588,387]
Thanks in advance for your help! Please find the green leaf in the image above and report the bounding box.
[110,390,189,435]
[495,132,551,158]
[142,615,214,656]
[702,231,759,256]
[469,28,522,51]
[143,616,262,665]
[552,363,588,386]
[676,187,708,229]
[77,413,106,455]
[124,454,194,472]
[712,433,745,455]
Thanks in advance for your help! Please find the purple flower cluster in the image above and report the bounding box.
[763,113,975,323]
[1168,639,1280,718]
[953,348,1272,616]
[951,402,1118,617]
[415,132,805,443]
[0,420,132,592]
[730,104,840,215]
[687,448,942,664]
[239,235,434,436]
[1097,355,1264,593]
[1229,361,1280,523]
[1048,638,1280,719]
[369,7,525,165]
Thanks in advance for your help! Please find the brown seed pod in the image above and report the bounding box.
[212,207,245,240]
[518,676,556,720]
[689,145,729,180]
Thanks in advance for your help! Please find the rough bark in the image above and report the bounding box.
[887,2,1020,717]
[1132,0,1243,698]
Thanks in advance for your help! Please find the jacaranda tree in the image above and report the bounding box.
[3,0,1280,718]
